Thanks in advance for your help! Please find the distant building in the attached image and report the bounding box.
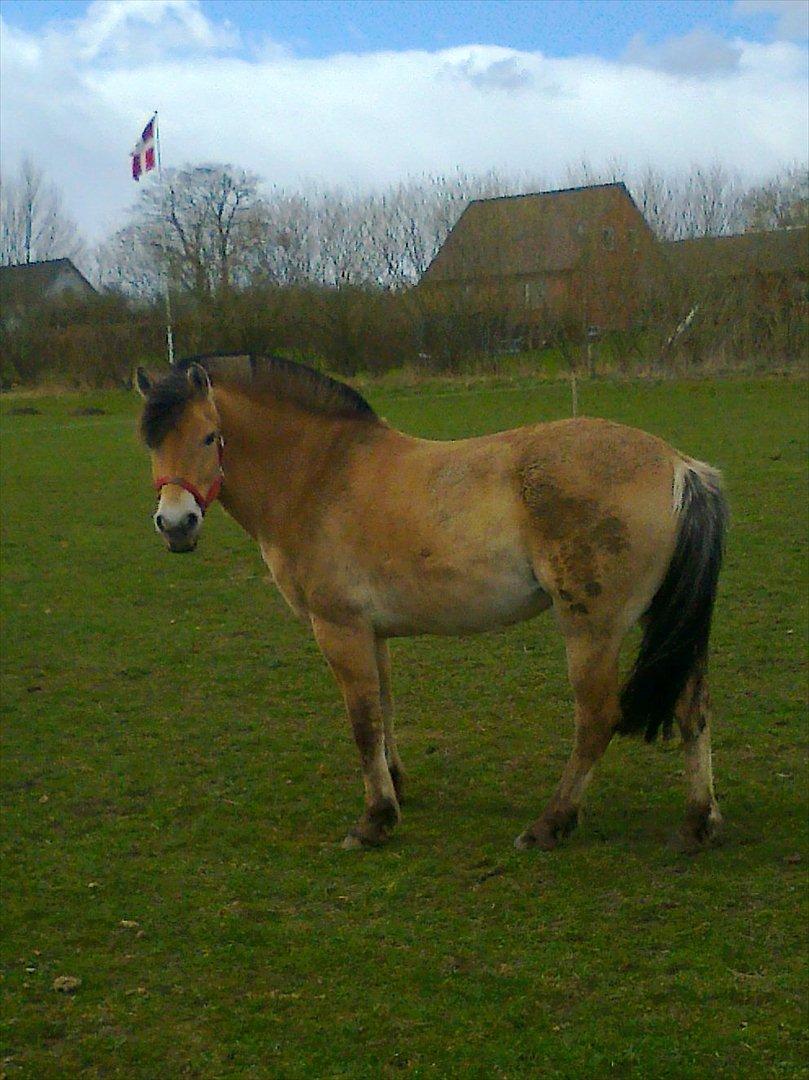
[0,259,97,327]
[418,183,660,338]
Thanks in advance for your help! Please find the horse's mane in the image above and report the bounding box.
[140,353,378,447]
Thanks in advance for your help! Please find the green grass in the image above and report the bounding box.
[1,378,807,1079]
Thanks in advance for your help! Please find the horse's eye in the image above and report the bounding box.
[203,432,217,446]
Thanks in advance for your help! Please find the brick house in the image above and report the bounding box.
[418,183,660,338]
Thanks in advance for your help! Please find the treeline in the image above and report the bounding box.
[0,286,421,387]
[92,160,809,294]
[3,157,806,293]
[2,259,805,388]
[0,159,807,386]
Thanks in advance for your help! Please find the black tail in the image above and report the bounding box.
[618,464,728,742]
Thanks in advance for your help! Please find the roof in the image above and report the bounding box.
[0,259,97,310]
[421,183,653,284]
[666,228,808,277]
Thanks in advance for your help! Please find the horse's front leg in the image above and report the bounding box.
[311,616,401,848]
[376,638,406,802]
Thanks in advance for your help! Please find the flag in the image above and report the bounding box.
[131,115,156,181]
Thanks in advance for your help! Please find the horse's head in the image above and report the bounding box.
[136,363,224,554]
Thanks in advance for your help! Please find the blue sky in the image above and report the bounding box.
[1,0,800,58]
[1,1,806,241]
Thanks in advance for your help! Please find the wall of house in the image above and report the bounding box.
[49,267,93,298]
[565,193,659,331]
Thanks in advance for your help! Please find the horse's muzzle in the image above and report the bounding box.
[155,509,200,553]
[165,535,198,554]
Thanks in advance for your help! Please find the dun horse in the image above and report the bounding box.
[136,355,727,852]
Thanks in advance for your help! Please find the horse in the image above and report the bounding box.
[135,354,728,853]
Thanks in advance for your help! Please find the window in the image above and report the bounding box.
[524,280,546,308]
[602,226,616,251]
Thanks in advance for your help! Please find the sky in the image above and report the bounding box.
[1,0,807,242]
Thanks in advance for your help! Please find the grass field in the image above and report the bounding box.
[1,378,807,1079]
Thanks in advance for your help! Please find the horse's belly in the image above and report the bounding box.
[370,563,551,637]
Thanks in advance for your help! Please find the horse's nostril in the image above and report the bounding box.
[184,512,200,531]
[155,514,165,532]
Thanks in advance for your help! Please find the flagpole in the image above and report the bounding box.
[153,110,175,366]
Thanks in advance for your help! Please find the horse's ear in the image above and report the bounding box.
[186,363,212,398]
[135,367,152,398]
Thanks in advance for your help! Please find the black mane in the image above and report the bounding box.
[139,353,378,448]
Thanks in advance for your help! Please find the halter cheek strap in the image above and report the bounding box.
[154,439,224,516]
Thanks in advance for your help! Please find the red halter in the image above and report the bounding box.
[153,438,224,515]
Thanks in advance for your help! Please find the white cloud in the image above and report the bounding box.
[1,0,807,242]
[75,0,239,61]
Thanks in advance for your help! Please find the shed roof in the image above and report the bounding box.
[666,228,808,277]
[421,182,652,284]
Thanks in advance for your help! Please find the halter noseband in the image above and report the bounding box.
[153,438,224,515]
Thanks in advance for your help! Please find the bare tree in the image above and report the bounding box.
[99,165,268,298]
[0,158,85,267]
[96,222,163,296]
[247,170,537,291]
[680,163,746,237]
[567,159,747,240]
[253,190,320,285]
[631,166,684,240]
[743,165,809,231]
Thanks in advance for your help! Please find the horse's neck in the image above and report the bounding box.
[213,386,364,542]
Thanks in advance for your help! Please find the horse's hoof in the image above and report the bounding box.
[674,830,716,855]
[516,809,578,851]
[341,824,389,849]
[341,833,365,851]
[675,807,724,854]
[515,829,560,852]
[515,829,559,851]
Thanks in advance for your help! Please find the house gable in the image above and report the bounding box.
[421,183,656,286]
[418,183,659,333]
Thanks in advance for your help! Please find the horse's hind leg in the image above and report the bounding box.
[516,630,621,851]
[311,617,400,848]
[676,673,722,851]
[376,639,405,802]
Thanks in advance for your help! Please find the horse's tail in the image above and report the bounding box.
[618,458,728,742]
